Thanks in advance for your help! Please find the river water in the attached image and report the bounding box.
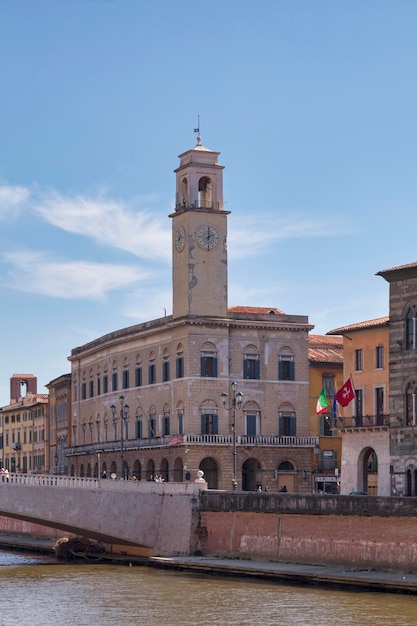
[0,551,417,626]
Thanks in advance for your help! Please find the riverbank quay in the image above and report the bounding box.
[149,556,417,595]
[2,534,417,595]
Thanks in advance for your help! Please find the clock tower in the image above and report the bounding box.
[170,135,229,319]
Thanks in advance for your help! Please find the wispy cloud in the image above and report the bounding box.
[33,190,172,262]
[228,214,353,259]
[2,250,151,300]
[0,184,30,219]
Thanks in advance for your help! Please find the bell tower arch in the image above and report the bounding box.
[170,135,229,319]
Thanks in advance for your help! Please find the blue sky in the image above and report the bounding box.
[1,0,416,405]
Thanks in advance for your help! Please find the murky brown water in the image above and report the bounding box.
[0,551,416,625]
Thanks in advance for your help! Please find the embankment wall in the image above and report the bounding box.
[198,492,417,572]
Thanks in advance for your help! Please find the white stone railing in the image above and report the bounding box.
[0,472,206,493]
[2,473,99,488]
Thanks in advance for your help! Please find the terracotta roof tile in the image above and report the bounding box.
[308,334,343,364]
[228,306,285,315]
[327,316,389,335]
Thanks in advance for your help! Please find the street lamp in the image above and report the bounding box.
[111,395,129,479]
[314,443,321,494]
[221,382,243,491]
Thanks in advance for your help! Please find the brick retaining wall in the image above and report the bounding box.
[198,493,417,571]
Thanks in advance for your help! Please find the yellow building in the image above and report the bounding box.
[308,334,343,493]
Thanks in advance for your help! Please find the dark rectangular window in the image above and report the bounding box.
[354,349,363,371]
[135,367,142,387]
[279,414,296,436]
[135,420,142,439]
[355,388,363,418]
[162,360,170,382]
[148,418,156,438]
[89,380,94,398]
[323,376,335,397]
[103,375,108,394]
[201,413,218,435]
[321,415,334,437]
[375,387,384,415]
[122,369,129,389]
[81,382,86,400]
[376,346,384,369]
[200,353,218,377]
[243,358,260,380]
[97,377,101,396]
[162,415,170,436]
[177,413,183,435]
[148,364,156,385]
[246,414,257,436]
[112,372,118,391]
[278,357,295,381]
[176,356,184,378]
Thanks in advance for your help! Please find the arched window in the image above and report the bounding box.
[148,406,156,438]
[176,344,184,379]
[200,344,218,378]
[405,307,416,350]
[243,345,260,380]
[176,401,184,435]
[162,404,170,436]
[278,404,296,436]
[181,177,188,207]
[135,406,143,439]
[405,381,417,425]
[244,402,261,436]
[201,400,218,435]
[135,354,142,387]
[162,349,170,382]
[148,352,156,385]
[198,176,212,208]
[122,358,130,389]
[278,348,295,381]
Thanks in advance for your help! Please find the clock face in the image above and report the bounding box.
[196,225,220,250]
[175,226,185,252]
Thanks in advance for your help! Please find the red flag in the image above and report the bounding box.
[335,378,355,407]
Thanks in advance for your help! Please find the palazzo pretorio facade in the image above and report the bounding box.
[66,136,318,491]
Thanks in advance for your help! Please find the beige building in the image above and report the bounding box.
[66,136,318,492]
[0,374,48,474]
[46,373,71,475]
[327,318,390,495]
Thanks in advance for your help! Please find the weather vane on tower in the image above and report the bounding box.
[194,115,201,145]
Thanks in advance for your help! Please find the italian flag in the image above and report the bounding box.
[316,388,329,414]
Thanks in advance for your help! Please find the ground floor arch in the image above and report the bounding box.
[160,458,169,482]
[277,460,295,493]
[242,457,262,491]
[199,457,219,489]
[173,457,183,482]
[357,447,378,494]
[132,460,141,480]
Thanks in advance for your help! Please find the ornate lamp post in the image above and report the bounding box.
[111,395,129,479]
[221,382,243,491]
